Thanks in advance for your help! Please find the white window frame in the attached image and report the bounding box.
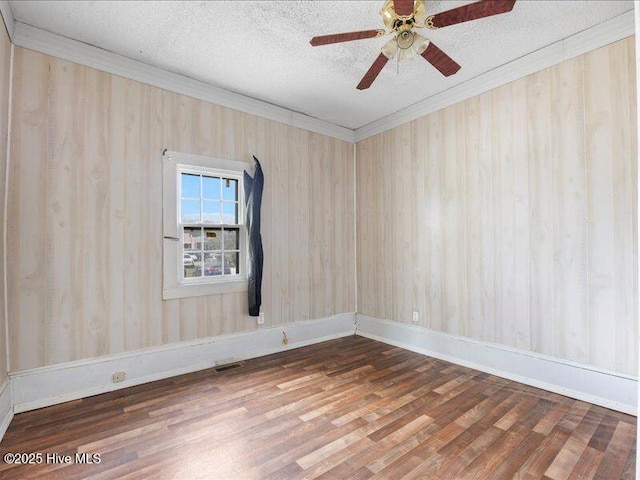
[162,150,249,300]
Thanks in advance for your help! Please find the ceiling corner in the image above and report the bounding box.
[0,0,15,41]
[354,8,635,143]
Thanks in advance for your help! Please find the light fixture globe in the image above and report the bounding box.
[399,47,414,62]
[414,34,429,55]
[381,37,398,60]
[396,30,414,50]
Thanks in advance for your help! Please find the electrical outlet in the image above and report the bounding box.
[112,372,126,383]
[257,312,265,325]
[412,311,419,323]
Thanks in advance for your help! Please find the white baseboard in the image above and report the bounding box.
[8,312,636,417]
[356,315,637,415]
[0,378,12,443]
[11,313,356,413]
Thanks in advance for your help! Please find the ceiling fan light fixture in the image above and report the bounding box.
[310,0,516,89]
[399,47,414,62]
[381,37,398,60]
[396,30,414,50]
[414,34,429,55]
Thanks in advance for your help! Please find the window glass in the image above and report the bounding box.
[203,176,221,200]
[222,179,238,201]
[203,201,222,224]
[181,200,200,223]
[222,203,238,224]
[181,173,200,199]
[223,228,239,250]
[179,169,243,282]
[224,252,239,275]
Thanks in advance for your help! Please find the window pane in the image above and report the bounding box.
[188,251,202,263]
[204,251,220,263]
[223,228,239,250]
[202,258,224,276]
[183,251,198,278]
[222,202,238,224]
[183,227,202,251]
[203,176,221,200]
[181,200,200,223]
[203,228,222,250]
[203,201,222,223]
[224,252,239,275]
[222,179,238,201]
[181,173,200,199]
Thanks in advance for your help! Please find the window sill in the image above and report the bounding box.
[163,279,248,300]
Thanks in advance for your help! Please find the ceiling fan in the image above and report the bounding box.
[310,0,516,90]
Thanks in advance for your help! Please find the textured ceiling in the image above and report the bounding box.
[9,1,634,130]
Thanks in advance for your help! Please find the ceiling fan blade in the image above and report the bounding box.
[357,53,389,90]
[429,0,515,29]
[393,0,414,16]
[420,42,461,77]
[310,29,384,46]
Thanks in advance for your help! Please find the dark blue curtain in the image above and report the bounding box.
[244,156,264,316]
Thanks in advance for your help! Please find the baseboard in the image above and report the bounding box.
[11,313,356,413]
[356,315,637,415]
[0,378,12,442]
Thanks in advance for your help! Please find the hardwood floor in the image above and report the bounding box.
[0,336,635,479]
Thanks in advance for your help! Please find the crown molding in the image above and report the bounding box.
[355,9,635,142]
[12,21,356,144]
[0,1,14,41]
[7,8,635,145]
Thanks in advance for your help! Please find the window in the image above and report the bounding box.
[163,151,250,299]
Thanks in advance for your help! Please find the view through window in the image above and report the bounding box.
[180,171,242,280]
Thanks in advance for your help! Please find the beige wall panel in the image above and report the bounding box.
[410,119,426,329]
[454,104,469,339]
[550,57,588,364]
[381,131,393,321]
[49,59,86,364]
[292,128,310,323]
[511,77,531,352]
[584,46,617,371]
[8,49,355,371]
[356,137,371,317]
[442,106,462,336]
[9,48,49,371]
[308,133,323,319]
[107,75,126,356]
[491,83,516,347]
[526,69,555,356]
[478,91,495,343]
[356,37,638,375]
[0,21,10,380]
[464,95,482,341]
[609,38,638,374]
[425,114,444,332]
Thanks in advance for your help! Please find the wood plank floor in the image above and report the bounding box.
[0,336,635,479]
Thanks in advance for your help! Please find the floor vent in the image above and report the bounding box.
[214,362,244,373]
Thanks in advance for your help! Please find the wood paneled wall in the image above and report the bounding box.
[8,47,355,372]
[356,37,638,376]
[0,21,10,382]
